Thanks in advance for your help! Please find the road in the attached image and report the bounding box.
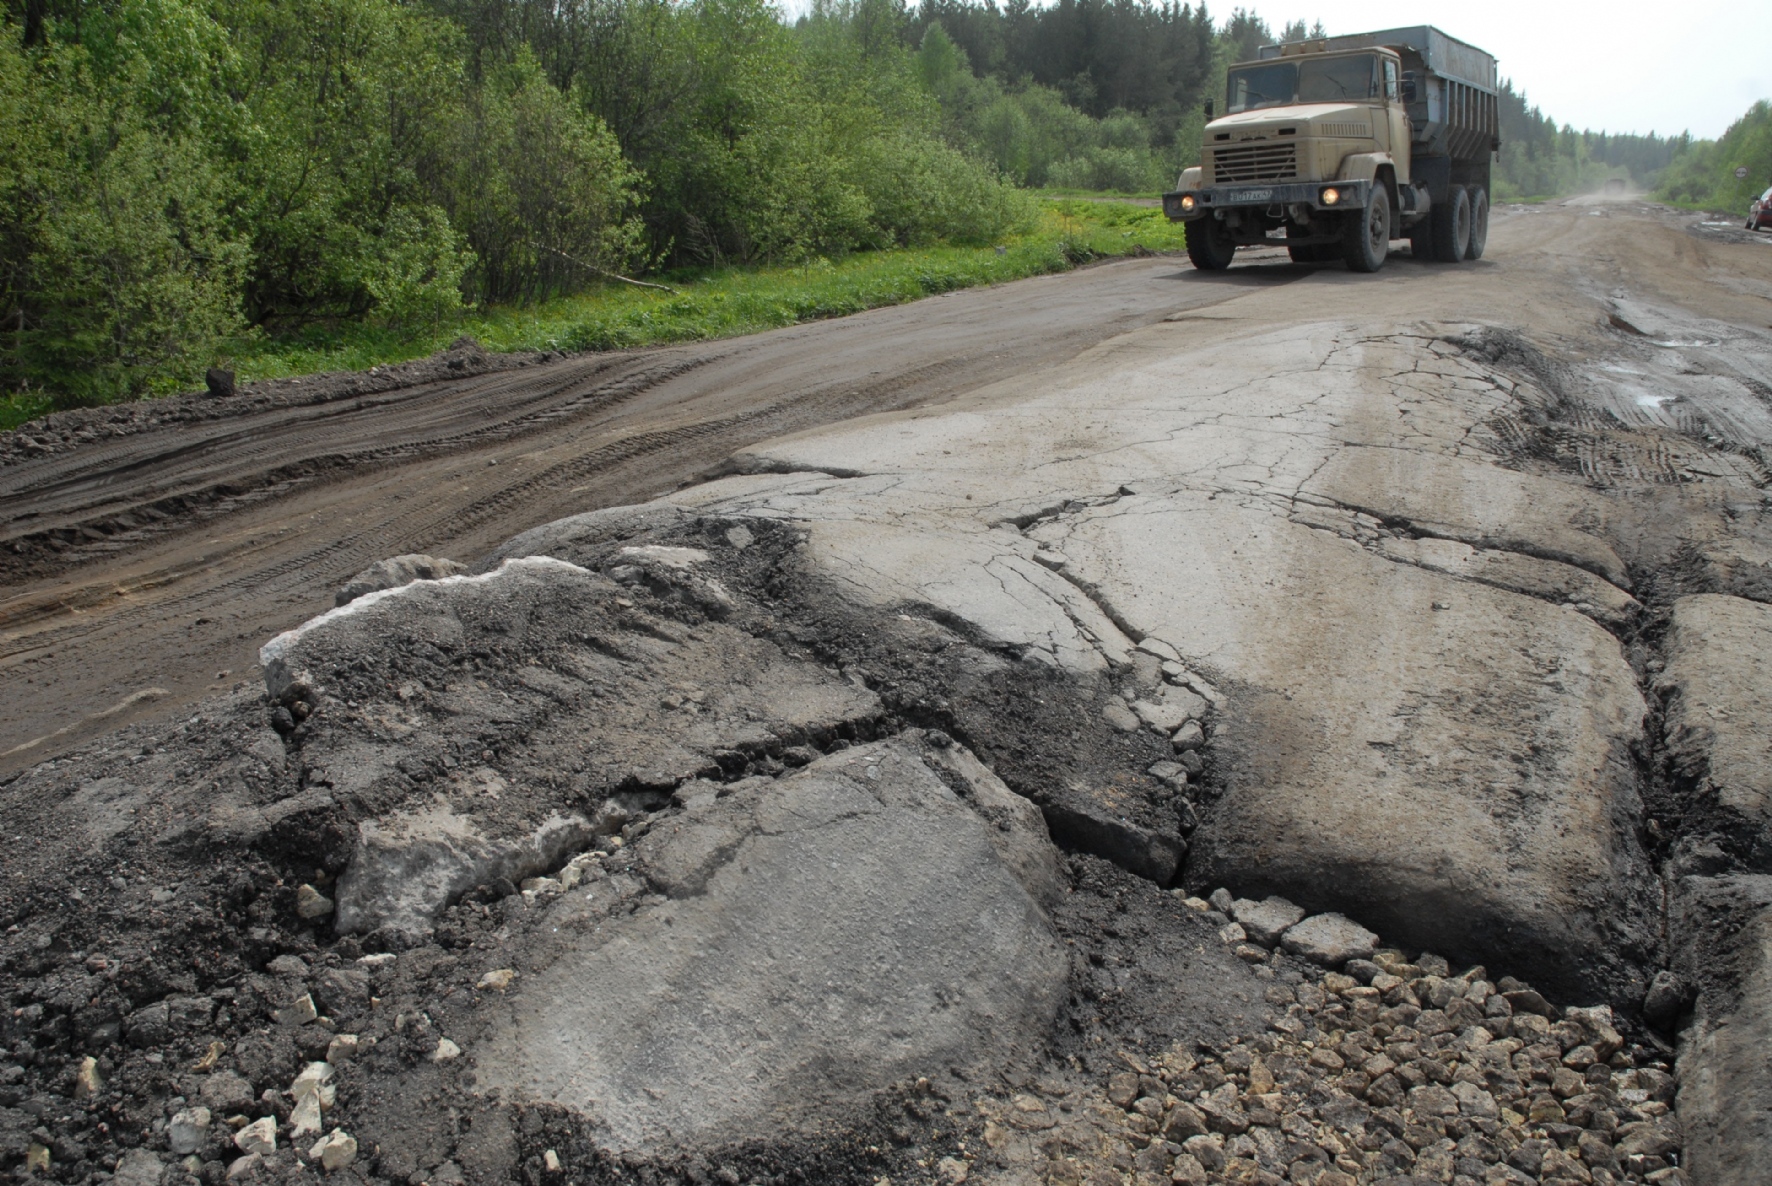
[3,196,1772,1183]
[0,253,1270,768]
[2,201,1766,774]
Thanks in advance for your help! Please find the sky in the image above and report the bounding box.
[1198,2,1769,140]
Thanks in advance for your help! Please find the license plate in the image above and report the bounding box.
[1226,189,1274,202]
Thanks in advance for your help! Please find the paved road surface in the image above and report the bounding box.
[5,197,1772,1183]
[0,201,1764,782]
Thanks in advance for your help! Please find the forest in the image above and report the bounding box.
[2,0,1767,410]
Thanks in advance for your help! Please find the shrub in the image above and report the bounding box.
[356,205,473,328]
[1,31,246,402]
[1047,147,1170,194]
[231,0,467,325]
[1657,101,1772,210]
[439,55,645,304]
[859,132,1033,245]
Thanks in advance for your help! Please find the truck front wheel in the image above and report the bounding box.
[1186,217,1237,271]
[1431,186,1472,262]
[1342,187,1390,273]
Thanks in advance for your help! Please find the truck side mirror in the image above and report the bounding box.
[1204,100,1214,119]
[1401,72,1418,102]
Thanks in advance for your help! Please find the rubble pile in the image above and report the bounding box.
[1067,892,1685,1186]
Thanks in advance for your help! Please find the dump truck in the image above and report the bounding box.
[1163,26,1500,273]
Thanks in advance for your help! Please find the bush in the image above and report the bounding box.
[231,0,467,325]
[3,0,1197,411]
[1,30,246,402]
[859,132,1033,245]
[1658,101,1772,210]
[439,55,645,304]
[356,205,473,329]
[1047,147,1170,194]
[914,24,1173,192]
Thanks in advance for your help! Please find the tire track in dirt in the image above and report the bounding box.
[0,353,713,580]
[0,357,968,648]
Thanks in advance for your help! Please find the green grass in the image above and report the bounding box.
[1032,185,1164,201]
[0,391,54,433]
[225,198,1184,382]
[0,198,1184,432]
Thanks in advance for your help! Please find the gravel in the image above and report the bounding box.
[1066,889,1685,1186]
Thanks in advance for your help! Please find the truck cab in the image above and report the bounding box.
[1165,28,1499,273]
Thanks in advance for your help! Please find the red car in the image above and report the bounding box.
[1750,186,1772,231]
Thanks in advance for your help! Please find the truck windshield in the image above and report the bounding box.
[1226,54,1380,113]
[1226,63,1296,113]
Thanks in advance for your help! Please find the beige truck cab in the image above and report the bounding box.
[1165,27,1499,273]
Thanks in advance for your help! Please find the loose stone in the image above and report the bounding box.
[73,1055,103,1099]
[1279,913,1379,965]
[1228,896,1306,946]
[169,1106,212,1155]
[234,1117,277,1156]
[1171,721,1206,751]
[308,1128,358,1171]
[294,884,334,919]
[277,992,318,1026]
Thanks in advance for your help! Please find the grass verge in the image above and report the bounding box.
[0,199,1184,432]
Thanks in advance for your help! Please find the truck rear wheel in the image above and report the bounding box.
[1186,218,1237,271]
[1431,186,1472,262]
[1467,187,1489,259]
[1342,187,1390,273]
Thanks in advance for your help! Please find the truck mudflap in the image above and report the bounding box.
[1163,179,1372,222]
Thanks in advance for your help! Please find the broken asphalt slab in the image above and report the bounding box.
[468,735,1067,1152]
[628,319,1664,1001]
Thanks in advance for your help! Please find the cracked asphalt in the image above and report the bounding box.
[5,196,1772,1185]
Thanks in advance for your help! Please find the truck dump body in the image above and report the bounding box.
[1260,26,1499,160]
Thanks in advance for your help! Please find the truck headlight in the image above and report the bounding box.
[1321,187,1341,206]
[1180,194,1197,213]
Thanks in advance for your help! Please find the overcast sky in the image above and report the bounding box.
[1189,2,1769,140]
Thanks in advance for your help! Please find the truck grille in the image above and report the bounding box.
[1211,144,1298,184]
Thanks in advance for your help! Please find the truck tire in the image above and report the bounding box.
[1186,218,1237,271]
[1431,186,1472,262]
[1341,187,1390,273]
[1467,187,1490,259]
